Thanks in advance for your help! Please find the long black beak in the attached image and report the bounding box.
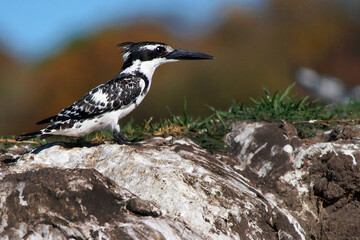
[166,49,214,60]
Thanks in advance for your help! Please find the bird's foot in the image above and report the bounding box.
[113,132,139,145]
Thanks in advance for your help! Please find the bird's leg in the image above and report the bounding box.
[113,131,138,145]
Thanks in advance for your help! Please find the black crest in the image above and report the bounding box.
[117,42,135,52]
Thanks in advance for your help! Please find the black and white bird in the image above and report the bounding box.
[16,41,214,144]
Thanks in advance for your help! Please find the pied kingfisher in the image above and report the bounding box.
[16,41,214,144]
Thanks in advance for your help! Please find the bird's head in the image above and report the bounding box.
[118,41,214,76]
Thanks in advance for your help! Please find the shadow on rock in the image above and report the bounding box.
[31,141,104,154]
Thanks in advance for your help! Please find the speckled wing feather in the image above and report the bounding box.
[37,75,143,124]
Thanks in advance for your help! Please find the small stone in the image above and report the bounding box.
[126,198,161,217]
[313,177,328,195]
[324,182,345,202]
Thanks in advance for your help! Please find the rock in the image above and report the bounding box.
[225,121,302,188]
[126,198,161,217]
[226,120,360,240]
[313,177,328,195]
[330,125,360,141]
[323,182,345,202]
[1,121,360,239]
[1,136,306,240]
[0,168,137,239]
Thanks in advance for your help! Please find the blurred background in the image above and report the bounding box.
[1,0,360,136]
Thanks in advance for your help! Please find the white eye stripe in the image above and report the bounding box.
[139,45,174,52]
[140,45,162,51]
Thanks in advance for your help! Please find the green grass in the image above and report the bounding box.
[121,84,360,151]
[231,83,333,138]
[120,97,232,152]
[4,83,360,153]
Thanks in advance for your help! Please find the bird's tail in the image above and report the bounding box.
[16,130,42,141]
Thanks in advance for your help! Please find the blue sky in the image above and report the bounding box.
[0,0,263,61]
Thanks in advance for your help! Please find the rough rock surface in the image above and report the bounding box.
[1,121,360,239]
[226,121,360,240]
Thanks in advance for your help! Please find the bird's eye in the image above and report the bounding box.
[155,46,166,54]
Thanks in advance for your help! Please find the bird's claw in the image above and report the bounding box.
[113,132,139,145]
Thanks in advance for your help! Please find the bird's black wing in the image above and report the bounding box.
[37,75,144,124]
